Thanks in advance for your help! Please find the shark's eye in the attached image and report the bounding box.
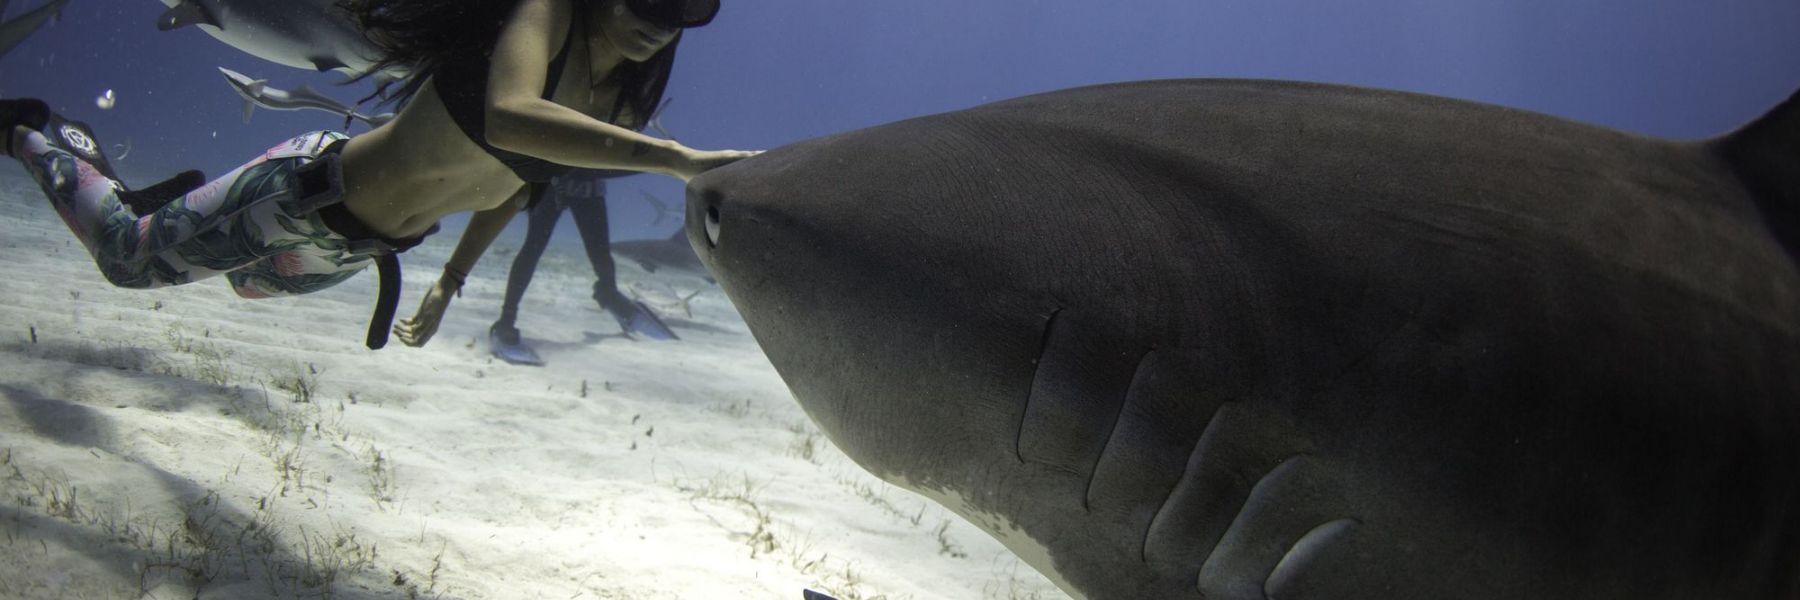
[704,205,721,248]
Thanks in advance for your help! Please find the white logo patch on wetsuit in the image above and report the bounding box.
[59,124,99,159]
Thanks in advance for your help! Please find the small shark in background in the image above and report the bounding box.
[218,67,393,128]
[155,0,394,78]
[0,0,70,59]
[613,229,708,279]
[638,190,676,227]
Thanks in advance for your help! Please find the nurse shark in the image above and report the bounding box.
[684,79,1800,599]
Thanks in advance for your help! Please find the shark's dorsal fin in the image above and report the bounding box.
[158,1,218,31]
[1716,87,1800,260]
[639,190,673,227]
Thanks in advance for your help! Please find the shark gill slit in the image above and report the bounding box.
[1015,307,1065,465]
[1082,347,1158,513]
[1193,452,1313,592]
[1264,517,1362,599]
[1139,395,1234,565]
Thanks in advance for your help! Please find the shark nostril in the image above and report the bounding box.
[704,205,721,248]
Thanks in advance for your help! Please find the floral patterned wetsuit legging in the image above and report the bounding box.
[16,129,376,298]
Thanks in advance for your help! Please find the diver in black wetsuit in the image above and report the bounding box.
[487,168,678,367]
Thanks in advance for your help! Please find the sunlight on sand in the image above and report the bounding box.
[0,170,1060,599]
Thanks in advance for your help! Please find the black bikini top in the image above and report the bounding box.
[434,17,579,183]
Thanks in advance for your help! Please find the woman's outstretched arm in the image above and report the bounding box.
[483,0,753,180]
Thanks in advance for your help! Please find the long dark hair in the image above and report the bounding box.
[337,0,677,131]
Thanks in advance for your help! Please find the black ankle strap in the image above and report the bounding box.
[121,170,206,216]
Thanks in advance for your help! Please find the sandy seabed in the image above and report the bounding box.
[0,170,1062,600]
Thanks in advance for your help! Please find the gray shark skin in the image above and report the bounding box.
[218,67,393,128]
[685,79,1800,600]
[156,0,386,77]
[0,0,68,59]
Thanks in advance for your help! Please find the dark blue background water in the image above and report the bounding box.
[1,0,1797,242]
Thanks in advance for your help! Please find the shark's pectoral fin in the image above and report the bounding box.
[158,1,217,31]
[1718,87,1800,260]
[239,100,254,124]
[309,57,348,73]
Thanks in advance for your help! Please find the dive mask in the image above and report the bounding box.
[626,0,720,29]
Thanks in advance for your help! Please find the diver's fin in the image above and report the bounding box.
[488,324,546,366]
[0,98,49,132]
[802,590,840,600]
[614,299,680,341]
[1715,87,1800,259]
[157,0,217,31]
[120,169,205,216]
[42,113,120,181]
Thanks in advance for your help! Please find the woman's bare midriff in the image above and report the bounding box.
[338,83,528,240]
[336,27,620,241]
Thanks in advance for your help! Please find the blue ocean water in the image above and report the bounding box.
[0,0,1796,241]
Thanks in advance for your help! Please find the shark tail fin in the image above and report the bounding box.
[1716,87,1800,258]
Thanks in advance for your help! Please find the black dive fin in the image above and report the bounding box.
[157,1,217,31]
[42,113,119,180]
[1716,88,1800,259]
[121,170,206,216]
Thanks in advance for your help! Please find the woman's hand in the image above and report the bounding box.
[671,147,762,182]
[392,274,461,347]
